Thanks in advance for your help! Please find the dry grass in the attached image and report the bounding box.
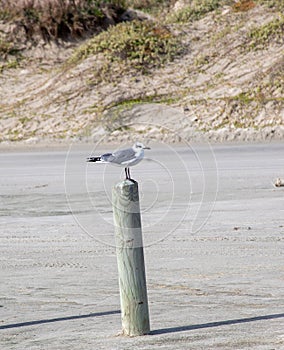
[247,15,284,49]
[0,0,126,42]
[125,0,172,14]
[168,0,223,23]
[255,0,284,11]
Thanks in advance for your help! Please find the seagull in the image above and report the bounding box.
[87,142,150,180]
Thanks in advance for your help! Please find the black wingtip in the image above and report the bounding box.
[87,156,101,162]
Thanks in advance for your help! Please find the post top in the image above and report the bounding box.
[113,179,139,202]
[115,179,138,188]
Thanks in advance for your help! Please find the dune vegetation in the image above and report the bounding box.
[0,0,283,143]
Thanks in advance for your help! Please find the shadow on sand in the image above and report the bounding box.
[151,312,284,335]
[1,311,283,335]
[0,310,121,330]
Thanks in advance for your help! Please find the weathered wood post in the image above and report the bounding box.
[112,179,150,336]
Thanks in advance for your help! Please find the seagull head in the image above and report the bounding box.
[133,142,151,151]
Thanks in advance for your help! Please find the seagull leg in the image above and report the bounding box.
[124,167,135,183]
[125,167,135,182]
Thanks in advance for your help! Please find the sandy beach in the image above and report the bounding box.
[0,141,284,349]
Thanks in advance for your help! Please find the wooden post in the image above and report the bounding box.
[112,179,150,336]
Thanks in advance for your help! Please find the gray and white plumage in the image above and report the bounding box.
[87,142,150,179]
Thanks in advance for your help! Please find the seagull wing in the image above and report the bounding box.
[110,148,136,165]
[100,153,115,162]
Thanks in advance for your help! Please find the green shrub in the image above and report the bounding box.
[255,0,284,11]
[169,0,222,23]
[0,40,13,57]
[71,20,181,69]
[248,16,284,49]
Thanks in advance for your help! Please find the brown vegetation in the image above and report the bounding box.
[0,0,126,42]
[232,0,256,12]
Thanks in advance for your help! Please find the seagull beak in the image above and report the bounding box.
[143,146,151,150]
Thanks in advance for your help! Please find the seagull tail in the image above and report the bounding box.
[87,156,101,162]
